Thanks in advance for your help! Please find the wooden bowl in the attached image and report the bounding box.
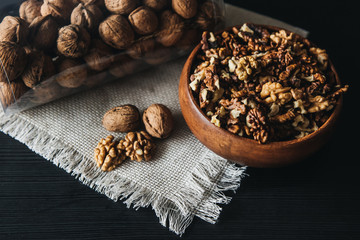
[179,24,343,168]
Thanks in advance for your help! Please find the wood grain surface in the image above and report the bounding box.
[1,0,359,239]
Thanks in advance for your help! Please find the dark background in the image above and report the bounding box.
[1,1,359,239]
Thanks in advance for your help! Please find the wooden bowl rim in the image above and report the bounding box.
[182,23,343,149]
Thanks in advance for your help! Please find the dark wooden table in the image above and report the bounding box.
[1,1,359,239]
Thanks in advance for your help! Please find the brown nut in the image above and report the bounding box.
[40,0,76,23]
[30,80,64,104]
[196,1,223,30]
[99,14,134,50]
[156,10,184,47]
[143,44,172,65]
[143,0,168,11]
[128,37,156,59]
[80,0,105,9]
[143,104,174,139]
[104,0,139,14]
[57,24,91,58]
[0,41,28,83]
[84,39,115,71]
[102,104,141,132]
[19,0,42,24]
[108,54,139,78]
[172,0,198,19]
[29,15,59,51]
[128,6,158,35]
[22,50,56,88]
[70,3,103,32]
[56,58,87,88]
[0,81,29,108]
[0,16,29,45]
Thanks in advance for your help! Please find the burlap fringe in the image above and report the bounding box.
[0,112,247,236]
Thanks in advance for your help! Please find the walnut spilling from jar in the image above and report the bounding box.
[94,135,126,171]
[190,24,349,144]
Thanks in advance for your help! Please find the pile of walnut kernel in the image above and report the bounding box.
[189,23,348,144]
[0,0,223,108]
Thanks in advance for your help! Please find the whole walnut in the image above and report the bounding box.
[143,0,168,11]
[175,28,201,51]
[157,10,184,47]
[0,16,29,45]
[128,37,156,59]
[196,1,223,30]
[99,15,134,50]
[143,104,174,139]
[19,0,42,24]
[102,104,141,132]
[29,15,59,51]
[0,81,29,108]
[172,0,198,19]
[57,24,91,58]
[0,41,28,83]
[143,44,173,65]
[56,58,87,88]
[80,0,105,9]
[104,0,139,14]
[108,54,139,78]
[71,3,103,32]
[30,79,64,104]
[128,6,158,35]
[84,39,115,71]
[22,50,56,88]
[40,0,76,23]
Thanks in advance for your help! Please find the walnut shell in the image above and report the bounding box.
[128,37,156,59]
[84,39,115,71]
[30,79,64,104]
[0,16,29,45]
[102,105,141,132]
[22,50,56,88]
[71,3,103,32]
[128,6,158,35]
[40,0,76,23]
[143,44,173,65]
[19,0,42,24]
[0,81,29,108]
[0,41,28,83]
[143,104,174,139]
[143,0,168,11]
[80,0,105,9]
[99,15,134,50]
[196,1,223,30]
[108,54,139,78]
[156,10,184,47]
[29,15,59,51]
[172,0,198,19]
[56,58,87,88]
[57,24,91,58]
[104,0,139,14]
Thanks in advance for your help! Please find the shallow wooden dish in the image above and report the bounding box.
[179,24,343,168]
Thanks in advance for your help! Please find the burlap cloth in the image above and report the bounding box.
[0,4,308,236]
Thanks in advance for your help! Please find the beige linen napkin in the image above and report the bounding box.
[0,4,308,235]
